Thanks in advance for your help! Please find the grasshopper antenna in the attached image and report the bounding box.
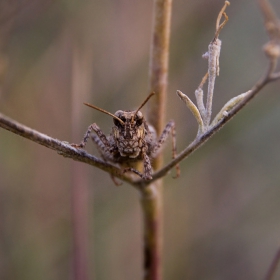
[83,103,125,125]
[133,92,155,120]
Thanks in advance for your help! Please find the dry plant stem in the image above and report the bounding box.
[141,185,162,280]
[215,1,230,33]
[0,61,279,191]
[147,68,279,184]
[148,0,172,134]
[264,248,280,280]
[142,0,172,279]
[0,112,135,185]
[259,0,280,40]
[195,72,208,121]
[204,2,229,126]
[205,38,221,126]
[0,62,279,191]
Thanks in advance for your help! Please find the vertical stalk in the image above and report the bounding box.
[141,185,162,280]
[148,0,172,135]
[141,0,172,279]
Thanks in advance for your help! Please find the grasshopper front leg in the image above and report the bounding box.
[72,123,111,153]
[152,120,180,178]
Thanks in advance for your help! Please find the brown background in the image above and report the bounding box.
[0,0,280,279]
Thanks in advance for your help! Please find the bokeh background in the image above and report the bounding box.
[0,0,280,279]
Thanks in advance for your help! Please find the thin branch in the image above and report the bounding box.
[195,72,208,122]
[205,38,221,126]
[139,69,279,186]
[214,1,230,41]
[205,1,230,126]
[259,0,280,41]
[259,0,280,76]
[0,112,137,186]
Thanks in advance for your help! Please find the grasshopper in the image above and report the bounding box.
[72,93,179,182]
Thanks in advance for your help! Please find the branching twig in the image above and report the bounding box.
[163,0,280,189]
[178,2,230,133]
[144,72,272,184]
[151,49,280,184]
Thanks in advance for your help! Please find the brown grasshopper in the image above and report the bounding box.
[72,93,179,181]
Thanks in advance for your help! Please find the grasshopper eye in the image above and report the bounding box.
[113,118,124,127]
[136,118,143,126]
[135,112,143,126]
[114,111,125,127]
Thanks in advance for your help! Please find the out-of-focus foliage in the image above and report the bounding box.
[0,0,280,279]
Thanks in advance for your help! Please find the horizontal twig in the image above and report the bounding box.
[0,112,137,186]
[0,63,279,189]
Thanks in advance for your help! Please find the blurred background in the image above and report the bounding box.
[0,0,280,279]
